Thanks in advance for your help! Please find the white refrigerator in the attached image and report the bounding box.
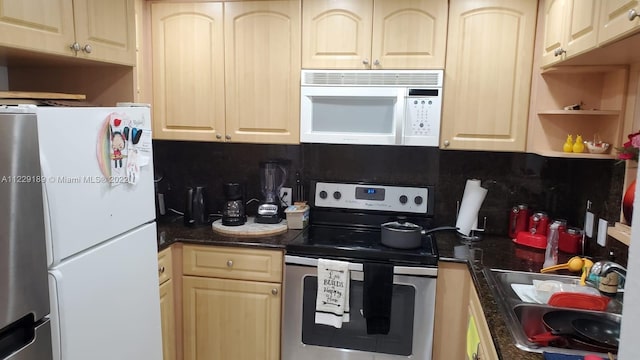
[34,106,162,360]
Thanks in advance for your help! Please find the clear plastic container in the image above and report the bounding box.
[543,221,560,269]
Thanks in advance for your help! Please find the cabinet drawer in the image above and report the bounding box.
[158,247,173,285]
[183,245,283,283]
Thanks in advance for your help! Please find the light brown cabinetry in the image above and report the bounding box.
[301,0,447,69]
[0,0,135,65]
[467,283,499,360]
[540,0,600,68]
[224,1,300,144]
[150,3,225,142]
[432,262,497,360]
[528,64,628,158]
[599,0,640,45]
[158,247,176,360]
[440,0,537,152]
[150,1,300,144]
[182,245,283,360]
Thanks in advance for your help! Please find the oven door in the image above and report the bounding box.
[300,86,405,145]
[282,255,437,360]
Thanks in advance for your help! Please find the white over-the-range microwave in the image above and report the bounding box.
[300,69,443,146]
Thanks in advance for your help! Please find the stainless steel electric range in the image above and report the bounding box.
[282,181,440,360]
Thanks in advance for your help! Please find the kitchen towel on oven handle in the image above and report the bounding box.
[315,258,350,328]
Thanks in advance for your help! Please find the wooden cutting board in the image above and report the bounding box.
[211,217,288,237]
[0,91,86,100]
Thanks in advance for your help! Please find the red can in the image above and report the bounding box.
[559,227,582,254]
[529,212,549,236]
[508,204,529,239]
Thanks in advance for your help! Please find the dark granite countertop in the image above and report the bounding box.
[156,215,303,251]
[157,216,580,360]
[435,232,575,360]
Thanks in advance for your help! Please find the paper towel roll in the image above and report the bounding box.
[456,179,488,236]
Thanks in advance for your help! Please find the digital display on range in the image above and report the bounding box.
[355,187,385,201]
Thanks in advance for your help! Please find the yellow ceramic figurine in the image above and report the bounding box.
[563,135,574,152]
[573,135,585,153]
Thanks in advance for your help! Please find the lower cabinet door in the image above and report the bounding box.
[183,276,281,360]
[159,279,176,360]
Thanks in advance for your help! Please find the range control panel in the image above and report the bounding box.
[313,181,430,214]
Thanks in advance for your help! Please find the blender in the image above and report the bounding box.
[256,161,287,224]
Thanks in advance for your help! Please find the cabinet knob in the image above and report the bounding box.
[216,134,222,139]
[629,9,639,21]
[373,59,380,66]
[271,288,278,295]
[362,58,369,65]
[443,140,450,147]
[225,135,231,140]
[70,42,81,53]
[227,260,233,267]
[554,48,566,57]
[82,44,93,54]
[158,266,165,274]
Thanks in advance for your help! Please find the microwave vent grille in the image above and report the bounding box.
[302,71,442,87]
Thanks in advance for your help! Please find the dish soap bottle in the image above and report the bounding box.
[573,135,585,153]
[563,135,574,152]
[543,221,560,269]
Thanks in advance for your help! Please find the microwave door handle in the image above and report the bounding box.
[396,90,405,145]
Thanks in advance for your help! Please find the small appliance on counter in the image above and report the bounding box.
[514,211,549,249]
[184,186,209,226]
[222,182,246,226]
[256,161,287,224]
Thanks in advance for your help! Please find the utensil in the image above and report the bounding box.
[567,335,618,354]
[529,310,579,345]
[529,310,605,347]
[571,317,620,348]
[541,256,584,273]
[380,221,457,249]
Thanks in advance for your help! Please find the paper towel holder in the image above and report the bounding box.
[456,200,486,242]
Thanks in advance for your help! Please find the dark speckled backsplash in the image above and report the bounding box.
[153,141,628,262]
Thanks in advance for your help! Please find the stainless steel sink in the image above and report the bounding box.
[484,268,622,357]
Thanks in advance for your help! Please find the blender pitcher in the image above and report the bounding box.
[256,161,287,223]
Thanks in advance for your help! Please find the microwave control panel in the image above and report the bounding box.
[405,97,440,136]
[404,90,442,146]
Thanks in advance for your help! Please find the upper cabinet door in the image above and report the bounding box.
[224,1,301,144]
[0,0,75,56]
[599,0,640,45]
[302,0,372,69]
[540,0,567,67]
[371,0,447,69]
[72,0,136,65]
[441,0,537,152]
[151,2,226,141]
[541,0,599,68]
[565,0,600,57]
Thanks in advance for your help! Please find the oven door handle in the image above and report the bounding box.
[284,255,438,277]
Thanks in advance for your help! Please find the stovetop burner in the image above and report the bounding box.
[287,225,439,265]
[285,181,439,266]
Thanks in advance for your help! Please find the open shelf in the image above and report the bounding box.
[541,65,628,75]
[528,63,628,159]
[537,110,620,116]
[607,222,631,246]
[533,150,615,159]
